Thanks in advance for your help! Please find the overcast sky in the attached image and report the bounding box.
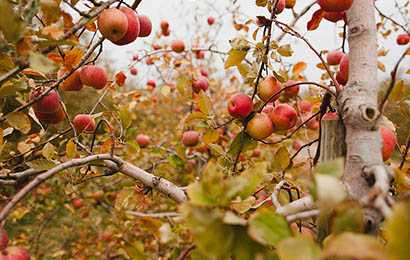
[71,0,410,85]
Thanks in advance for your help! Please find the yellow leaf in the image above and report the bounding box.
[274,146,290,170]
[277,44,293,57]
[203,129,220,144]
[6,112,31,134]
[160,85,170,96]
[196,90,213,116]
[42,142,55,160]
[292,62,307,75]
[377,61,386,72]
[225,49,247,69]
[66,138,77,158]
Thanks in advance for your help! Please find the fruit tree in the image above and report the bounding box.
[0,0,409,259]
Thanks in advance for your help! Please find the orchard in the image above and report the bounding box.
[0,0,410,259]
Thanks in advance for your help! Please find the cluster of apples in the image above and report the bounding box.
[58,65,107,91]
[97,6,152,44]
[227,75,301,140]
[30,88,65,125]
[318,0,354,23]
[0,228,30,260]
[326,50,349,86]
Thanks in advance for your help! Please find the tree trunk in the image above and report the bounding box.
[338,0,385,234]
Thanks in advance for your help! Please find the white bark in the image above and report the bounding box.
[339,0,389,232]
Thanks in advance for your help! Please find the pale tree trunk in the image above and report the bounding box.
[338,0,390,234]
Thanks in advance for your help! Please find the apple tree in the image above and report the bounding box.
[0,0,409,259]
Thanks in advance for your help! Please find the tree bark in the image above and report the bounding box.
[338,0,386,233]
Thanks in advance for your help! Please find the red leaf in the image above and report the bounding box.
[307,9,324,31]
[115,71,126,87]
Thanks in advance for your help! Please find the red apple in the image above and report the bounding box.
[200,69,208,77]
[147,80,156,88]
[182,131,199,147]
[81,209,89,218]
[0,228,7,251]
[92,190,104,201]
[298,100,312,113]
[136,134,151,147]
[262,105,274,114]
[318,0,354,12]
[146,57,153,65]
[269,104,298,131]
[97,8,128,42]
[397,34,410,45]
[171,39,185,53]
[284,80,299,98]
[73,114,95,133]
[207,16,215,25]
[80,65,107,90]
[132,54,138,61]
[322,112,339,120]
[336,71,347,85]
[339,53,349,82]
[152,43,161,50]
[103,232,112,242]
[327,50,344,65]
[72,198,84,209]
[152,96,158,102]
[34,105,66,125]
[290,223,316,240]
[227,93,253,118]
[380,125,397,161]
[252,149,262,157]
[195,143,208,153]
[30,88,60,114]
[196,50,205,59]
[272,0,286,14]
[193,104,200,112]
[130,67,137,75]
[193,76,209,92]
[258,75,282,102]
[58,68,83,91]
[107,192,117,201]
[113,6,140,45]
[285,0,296,8]
[163,28,170,36]
[0,246,30,260]
[323,11,345,22]
[174,57,182,67]
[160,21,169,33]
[293,140,302,150]
[138,15,152,37]
[246,113,274,140]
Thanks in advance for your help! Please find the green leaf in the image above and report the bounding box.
[180,204,234,260]
[125,139,140,152]
[197,90,213,116]
[315,158,344,178]
[26,159,56,171]
[29,52,55,74]
[0,78,27,98]
[248,211,292,247]
[228,132,252,155]
[386,200,410,260]
[277,44,293,57]
[168,154,184,168]
[231,196,255,214]
[225,49,248,69]
[122,240,146,260]
[208,144,225,157]
[232,226,274,260]
[277,236,321,260]
[118,105,132,129]
[322,232,388,260]
[330,201,364,235]
[399,100,410,120]
[176,76,189,95]
[0,0,26,42]
[6,112,31,134]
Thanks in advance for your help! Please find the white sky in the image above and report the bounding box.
[70,0,410,85]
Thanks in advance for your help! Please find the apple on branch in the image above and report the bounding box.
[246,113,274,140]
[97,8,128,42]
[227,93,253,118]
